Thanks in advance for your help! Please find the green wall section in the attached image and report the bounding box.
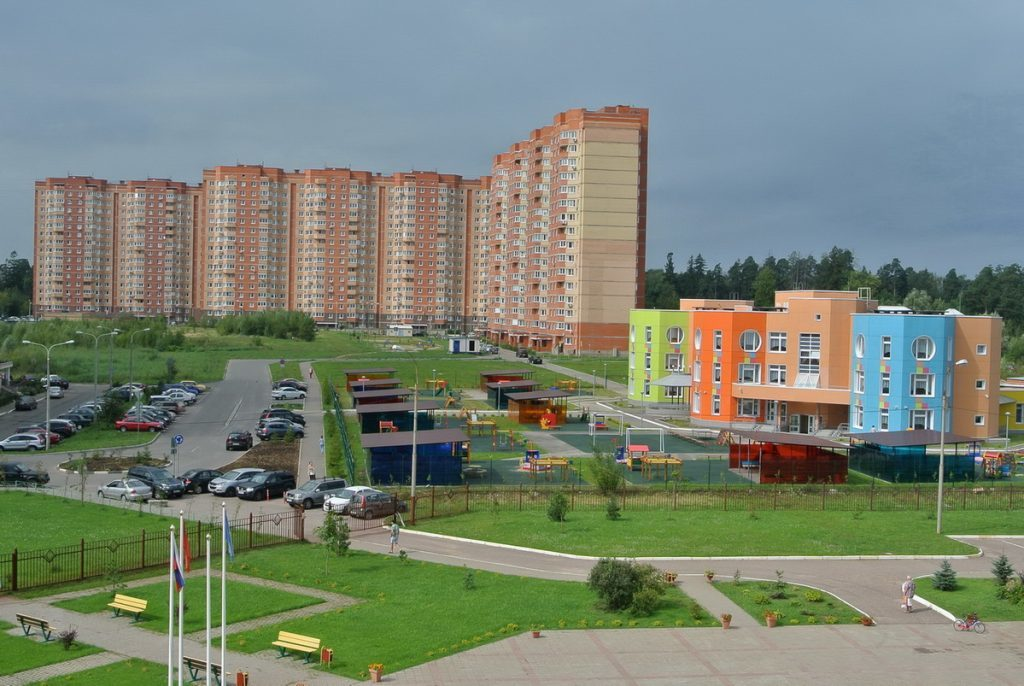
[627,309,690,402]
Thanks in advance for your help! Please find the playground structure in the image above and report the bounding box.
[980,450,1018,478]
[520,448,572,481]
[425,376,448,396]
[625,427,666,453]
[589,412,625,436]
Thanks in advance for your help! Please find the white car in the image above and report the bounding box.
[271,387,306,400]
[323,486,381,514]
[163,389,197,404]
[0,433,46,451]
[97,478,153,502]
[47,385,64,399]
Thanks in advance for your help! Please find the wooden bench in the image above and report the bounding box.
[182,655,222,685]
[15,613,57,641]
[108,593,148,622]
[272,630,321,663]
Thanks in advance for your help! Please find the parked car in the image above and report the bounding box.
[284,477,349,510]
[16,426,60,445]
[209,468,266,497]
[236,471,296,500]
[70,405,97,420]
[164,383,202,397]
[178,468,223,494]
[0,433,46,451]
[225,431,254,451]
[529,354,543,365]
[178,380,207,393]
[347,491,406,519]
[47,385,65,399]
[323,486,381,514]
[0,460,50,483]
[14,394,37,411]
[39,419,77,437]
[97,478,152,502]
[57,412,91,428]
[161,388,197,405]
[115,418,163,432]
[516,347,530,358]
[260,408,306,425]
[151,397,185,413]
[125,465,185,499]
[45,374,70,389]
[274,379,308,392]
[256,420,305,441]
[271,386,306,400]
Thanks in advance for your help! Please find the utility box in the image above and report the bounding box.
[448,336,482,354]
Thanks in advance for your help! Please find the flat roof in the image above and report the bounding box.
[360,428,470,448]
[351,388,413,400]
[347,378,404,388]
[729,429,848,449]
[355,400,442,415]
[343,368,397,376]
[845,429,977,447]
[486,380,539,389]
[505,390,574,401]
[480,369,533,377]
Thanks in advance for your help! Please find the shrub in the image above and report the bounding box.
[803,589,824,603]
[463,568,476,591]
[547,491,569,522]
[605,497,621,521]
[998,578,1024,604]
[992,554,1015,586]
[630,587,661,616]
[587,452,623,495]
[932,560,958,591]
[587,558,665,613]
[58,627,78,651]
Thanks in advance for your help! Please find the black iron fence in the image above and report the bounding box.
[1,510,304,593]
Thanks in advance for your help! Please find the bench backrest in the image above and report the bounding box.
[113,594,148,610]
[183,656,221,673]
[16,613,46,625]
[277,631,320,649]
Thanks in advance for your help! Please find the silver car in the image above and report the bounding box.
[323,486,381,514]
[284,478,349,510]
[209,467,265,496]
[0,433,45,451]
[97,478,153,502]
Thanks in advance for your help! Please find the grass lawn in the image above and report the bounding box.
[916,576,1024,621]
[55,579,323,634]
[27,659,165,686]
[543,356,629,387]
[226,546,712,679]
[713,578,864,626]
[0,491,176,553]
[410,509,1011,556]
[51,425,159,452]
[0,620,103,677]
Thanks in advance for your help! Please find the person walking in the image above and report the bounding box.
[389,519,400,553]
[307,461,316,482]
[308,367,314,380]
[901,576,917,612]
[319,434,325,455]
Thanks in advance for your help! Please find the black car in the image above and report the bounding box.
[0,461,50,485]
[260,408,306,426]
[256,420,304,441]
[125,465,186,499]
[14,395,37,411]
[36,420,76,438]
[179,468,223,494]
[226,431,254,450]
[58,412,92,428]
[236,471,296,500]
[46,375,70,389]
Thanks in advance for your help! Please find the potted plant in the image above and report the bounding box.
[368,663,384,683]
[662,570,678,583]
[530,623,544,638]
[764,610,779,628]
[704,569,716,583]
[720,613,732,630]
[859,614,874,626]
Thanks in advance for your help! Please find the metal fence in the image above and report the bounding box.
[399,481,1022,524]
[329,383,357,482]
[1,509,304,593]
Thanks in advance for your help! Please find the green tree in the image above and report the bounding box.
[932,559,958,591]
[992,554,1015,586]
[587,452,623,496]
[315,512,351,572]
[547,491,569,522]
[587,558,665,614]
[752,265,777,307]
[815,246,855,290]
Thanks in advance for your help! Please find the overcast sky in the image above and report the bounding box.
[2,1,1022,276]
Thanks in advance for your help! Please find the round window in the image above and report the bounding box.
[666,326,684,344]
[740,330,762,353]
[911,336,935,361]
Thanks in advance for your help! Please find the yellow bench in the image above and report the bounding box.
[108,593,148,622]
[16,613,58,641]
[182,655,223,685]
[272,630,321,663]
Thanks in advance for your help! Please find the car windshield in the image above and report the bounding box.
[249,473,270,484]
[125,479,147,488]
[220,470,245,480]
[336,488,357,499]
[295,481,319,493]
[152,470,174,480]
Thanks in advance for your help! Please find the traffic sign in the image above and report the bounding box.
[173,434,184,446]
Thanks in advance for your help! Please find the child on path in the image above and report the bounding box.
[307,461,316,481]
[389,519,400,553]
[901,576,917,612]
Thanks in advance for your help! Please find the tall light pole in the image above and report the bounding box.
[22,339,75,451]
[98,326,120,388]
[592,369,597,395]
[1006,412,1012,445]
[76,329,119,400]
[129,328,151,410]
[936,358,968,534]
[603,362,608,389]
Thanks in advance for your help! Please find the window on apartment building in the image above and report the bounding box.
[1016,403,1024,424]
[712,394,721,415]
[853,403,864,429]
[665,353,683,370]
[713,330,723,351]
[738,363,760,383]
[713,362,722,383]
[768,364,786,385]
[736,398,759,417]
[855,334,865,358]
[910,373,935,396]
[912,336,935,360]
[880,372,891,395]
[879,408,889,430]
[666,326,684,344]
[854,369,865,394]
[630,325,635,343]
[644,352,651,370]
[740,330,761,352]
[796,333,821,387]
[693,361,701,382]
[881,336,892,359]
[644,326,652,343]
[694,328,702,350]
[974,415,986,426]
[910,409,932,430]
[768,332,787,352]
[629,351,635,369]
[977,343,988,355]
[976,379,987,390]
[693,393,702,414]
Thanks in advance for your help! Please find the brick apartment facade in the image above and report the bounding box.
[32,106,646,351]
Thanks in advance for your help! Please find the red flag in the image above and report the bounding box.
[182,525,192,572]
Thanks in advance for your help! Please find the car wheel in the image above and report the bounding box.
[302,498,314,510]
[363,509,374,519]
[121,494,128,502]
[120,427,127,432]
[226,487,236,497]
[29,445,39,451]
[97,490,104,498]
[149,427,156,432]
[192,484,202,494]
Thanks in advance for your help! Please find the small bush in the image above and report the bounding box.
[547,491,569,522]
[803,589,824,603]
[992,554,1015,586]
[932,560,958,591]
[587,558,664,613]
[751,591,771,605]
[58,627,78,651]
[463,568,476,591]
[587,452,623,495]
[605,497,621,521]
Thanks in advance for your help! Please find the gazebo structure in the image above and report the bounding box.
[361,428,470,486]
[347,377,405,392]
[350,388,414,406]
[486,379,540,409]
[651,371,692,405]
[727,429,849,484]
[846,429,979,483]
[478,369,535,392]
[355,400,442,433]
[505,389,573,426]
[343,368,398,391]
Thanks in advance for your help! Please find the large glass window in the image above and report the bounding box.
[855,334,865,358]
[853,403,864,428]
[912,336,935,360]
[881,336,891,359]
[740,330,762,352]
[644,326,652,343]
[768,364,786,385]
[644,352,651,370]
[910,373,935,396]
[738,363,760,383]
[769,332,787,352]
[737,398,760,417]
[713,330,723,351]
[664,353,683,370]
[910,409,933,430]
[712,394,721,415]
[879,408,889,431]
[880,372,890,395]
[693,360,701,382]
[713,362,722,383]
[666,326,684,344]
[798,333,821,374]
[694,328,702,350]
[854,369,865,394]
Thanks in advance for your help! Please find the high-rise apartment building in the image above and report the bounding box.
[32,106,647,349]
[485,106,648,354]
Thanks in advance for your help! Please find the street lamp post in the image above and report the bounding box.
[1006,412,1011,445]
[936,358,968,535]
[128,328,151,410]
[98,326,120,388]
[603,362,608,389]
[592,369,597,395]
[22,339,75,451]
[76,329,119,401]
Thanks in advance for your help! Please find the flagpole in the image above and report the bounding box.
[168,525,175,686]
[205,533,211,686]
[178,511,185,686]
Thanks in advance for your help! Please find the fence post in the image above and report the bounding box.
[80,538,85,581]
[821,480,826,511]
[519,484,523,511]
[11,549,16,592]
[962,484,968,511]
[140,530,146,570]
[248,512,254,550]
[915,485,920,510]
[672,482,677,511]
[773,482,778,511]
[870,481,875,511]
[465,483,470,513]
[571,484,576,511]
[431,487,436,518]
[724,481,728,511]
[1010,481,1015,511]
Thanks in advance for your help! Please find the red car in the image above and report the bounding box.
[115,418,163,433]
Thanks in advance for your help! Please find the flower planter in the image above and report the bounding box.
[662,571,678,583]
[369,667,383,683]
[532,630,542,638]
[765,615,778,628]
[721,618,731,630]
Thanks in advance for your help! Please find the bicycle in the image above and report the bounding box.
[953,613,986,634]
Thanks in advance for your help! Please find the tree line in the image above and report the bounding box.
[0,252,32,317]
[644,247,1024,370]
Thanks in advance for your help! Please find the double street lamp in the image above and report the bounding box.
[22,339,75,451]
[936,358,968,535]
[128,328,151,411]
[76,328,120,400]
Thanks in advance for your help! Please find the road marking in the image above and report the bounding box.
[225,397,244,427]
